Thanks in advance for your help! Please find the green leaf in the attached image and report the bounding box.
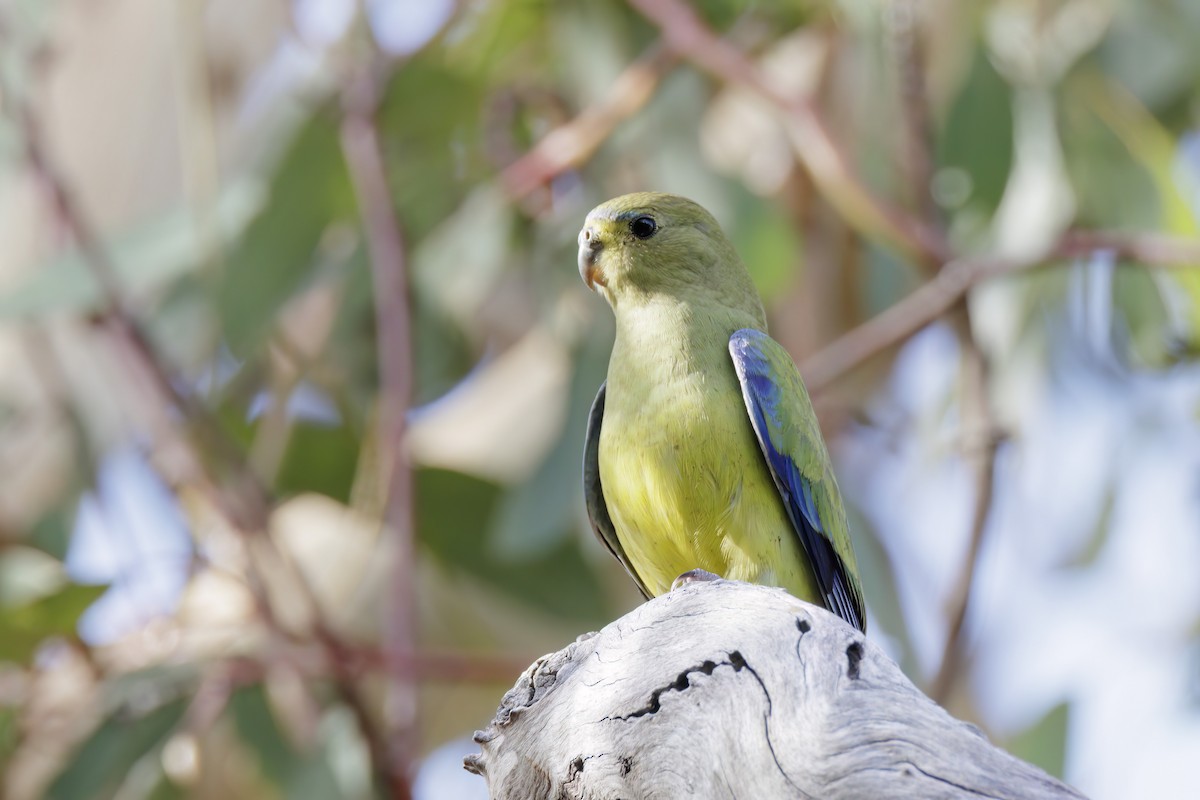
[47,699,186,800]
[490,334,609,560]
[418,468,609,622]
[275,422,361,503]
[220,110,356,356]
[1005,702,1070,780]
[937,47,1014,215]
[732,195,803,304]
[230,686,344,800]
[0,705,18,774]
[377,59,489,241]
[0,583,107,664]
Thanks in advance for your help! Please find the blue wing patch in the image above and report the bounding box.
[729,329,864,632]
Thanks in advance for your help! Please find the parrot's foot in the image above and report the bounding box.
[670,569,722,591]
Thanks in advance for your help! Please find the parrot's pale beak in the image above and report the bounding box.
[578,227,605,290]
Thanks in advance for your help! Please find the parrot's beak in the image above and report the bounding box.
[578,227,605,290]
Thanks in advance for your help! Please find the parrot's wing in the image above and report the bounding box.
[729,329,866,631]
[583,382,652,599]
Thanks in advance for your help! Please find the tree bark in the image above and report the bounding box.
[465,579,1086,799]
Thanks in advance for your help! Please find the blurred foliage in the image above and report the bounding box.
[0,0,1197,798]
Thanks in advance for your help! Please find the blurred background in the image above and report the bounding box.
[1,0,1199,797]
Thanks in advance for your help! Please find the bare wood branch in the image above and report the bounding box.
[466,580,1086,799]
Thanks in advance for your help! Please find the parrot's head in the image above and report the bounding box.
[577,192,762,315]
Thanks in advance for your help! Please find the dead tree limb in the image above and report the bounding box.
[466,580,1085,799]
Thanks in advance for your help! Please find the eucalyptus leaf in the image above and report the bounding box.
[220,111,356,356]
[47,699,186,800]
[937,47,1014,216]
[0,583,107,664]
[231,686,345,800]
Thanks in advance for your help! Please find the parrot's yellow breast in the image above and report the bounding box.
[598,365,818,599]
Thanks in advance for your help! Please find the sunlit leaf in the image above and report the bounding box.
[0,545,66,605]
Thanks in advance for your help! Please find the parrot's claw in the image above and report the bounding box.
[670,569,722,591]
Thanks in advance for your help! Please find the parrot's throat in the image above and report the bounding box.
[609,296,763,391]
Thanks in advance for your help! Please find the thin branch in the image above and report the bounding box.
[1057,229,1200,265]
[802,231,1200,393]
[626,0,948,267]
[929,317,1001,705]
[340,62,418,800]
[801,254,997,392]
[500,43,676,201]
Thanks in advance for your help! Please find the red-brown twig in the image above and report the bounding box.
[340,63,418,799]
[500,43,677,201]
[802,231,1200,393]
[928,312,1001,704]
[626,0,948,267]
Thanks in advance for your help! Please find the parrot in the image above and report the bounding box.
[578,192,866,632]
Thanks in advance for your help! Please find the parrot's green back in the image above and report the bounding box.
[578,192,865,630]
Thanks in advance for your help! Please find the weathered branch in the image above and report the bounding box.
[466,580,1085,799]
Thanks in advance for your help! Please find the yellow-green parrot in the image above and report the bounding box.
[579,192,866,631]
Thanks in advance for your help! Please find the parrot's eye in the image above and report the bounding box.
[629,216,658,240]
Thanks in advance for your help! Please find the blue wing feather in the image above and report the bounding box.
[730,329,864,631]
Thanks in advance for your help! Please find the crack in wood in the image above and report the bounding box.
[607,650,751,722]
